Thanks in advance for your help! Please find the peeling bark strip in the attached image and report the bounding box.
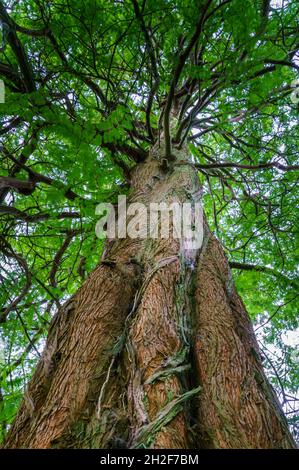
[3,144,296,449]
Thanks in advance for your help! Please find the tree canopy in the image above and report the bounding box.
[0,0,298,441]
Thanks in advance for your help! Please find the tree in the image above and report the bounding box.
[0,0,298,448]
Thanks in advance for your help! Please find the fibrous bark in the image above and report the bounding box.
[194,234,295,448]
[3,142,296,449]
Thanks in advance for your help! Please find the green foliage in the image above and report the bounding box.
[0,0,298,442]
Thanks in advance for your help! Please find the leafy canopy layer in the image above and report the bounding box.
[0,0,298,440]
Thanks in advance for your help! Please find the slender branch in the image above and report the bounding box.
[0,1,36,92]
[0,327,43,380]
[49,230,78,288]
[0,123,43,203]
[0,243,32,323]
[0,62,25,91]
[255,296,298,332]
[229,261,298,289]
[176,160,299,172]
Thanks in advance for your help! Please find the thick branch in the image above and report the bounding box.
[0,205,81,222]
[163,0,213,160]
[0,176,35,193]
[0,1,36,92]
[132,0,160,142]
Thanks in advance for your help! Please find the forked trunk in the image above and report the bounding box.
[3,142,296,449]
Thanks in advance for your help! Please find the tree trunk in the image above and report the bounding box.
[3,142,296,449]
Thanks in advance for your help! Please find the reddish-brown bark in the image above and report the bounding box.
[3,145,296,449]
[194,234,295,448]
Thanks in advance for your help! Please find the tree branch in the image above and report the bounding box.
[0,1,36,92]
[0,243,32,323]
[0,205,81,222]
[132,0,160,142]
[163,0,213,161]
[229,261,298,289]
[176,160,299,172]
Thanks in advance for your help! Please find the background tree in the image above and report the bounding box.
[0,0,298,448]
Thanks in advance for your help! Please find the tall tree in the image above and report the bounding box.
[0,0,298,448]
